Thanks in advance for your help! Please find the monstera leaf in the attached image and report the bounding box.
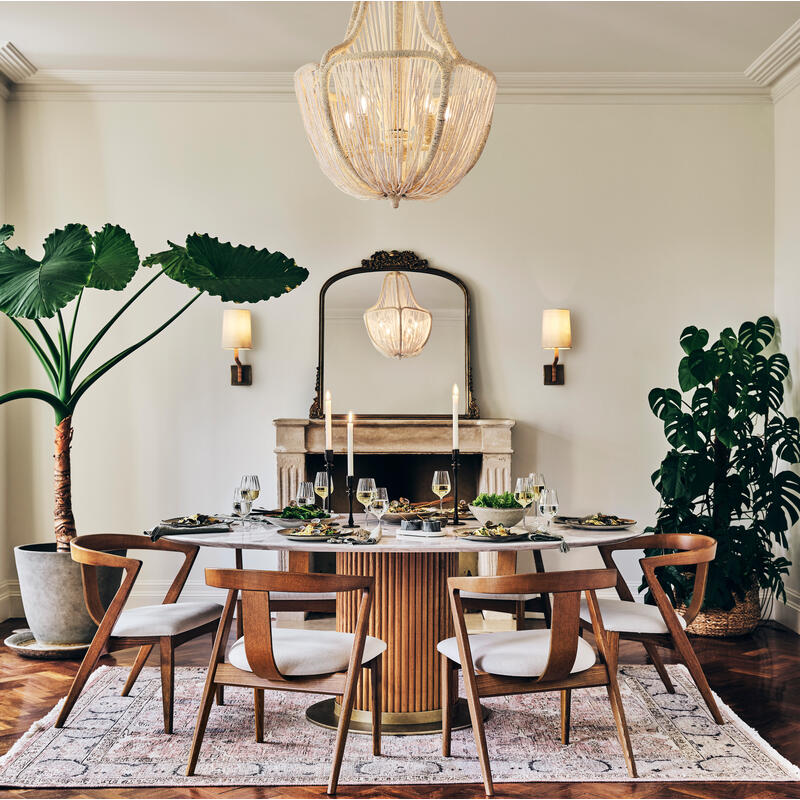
[738,316,774,355]
[0,224,93,318]
[145,235,309,303]
[680,325,709,354]
[88,225,139,291]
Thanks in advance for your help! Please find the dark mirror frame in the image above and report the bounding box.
[309,250,479,420]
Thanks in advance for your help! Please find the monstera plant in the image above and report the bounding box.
[0,223,307,549]
[648,317,797,620]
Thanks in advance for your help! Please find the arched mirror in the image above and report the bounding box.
[310,250,478,418]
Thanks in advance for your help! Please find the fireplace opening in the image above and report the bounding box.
[304,452,483,513]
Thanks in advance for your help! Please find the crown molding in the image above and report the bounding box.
[9,69,770,104]
[0,41,36,84]
[772,60,800,103]
[746,18,800,87]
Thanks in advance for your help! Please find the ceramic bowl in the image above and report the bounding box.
[467,505,526,529]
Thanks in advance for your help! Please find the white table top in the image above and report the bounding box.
[164,515,642,554]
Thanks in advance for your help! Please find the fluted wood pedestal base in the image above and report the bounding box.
[306,551,470,735]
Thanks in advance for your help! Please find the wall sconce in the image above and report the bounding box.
[542,308,571,385]
[222,308,252,386]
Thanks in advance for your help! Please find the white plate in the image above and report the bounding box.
[263,513,341,529]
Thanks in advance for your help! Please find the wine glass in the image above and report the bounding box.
[356,478,377,525]
[432,470,451,514]
[314,471,332,512]
[528,472,545,526]
[370,487,389,531]
[514,476,534,529]
[232,487,250,527]
[297,481,315,507]
[538,488,559,532]
[240,475,260,513]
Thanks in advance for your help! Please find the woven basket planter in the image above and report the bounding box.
[679,586,761,638]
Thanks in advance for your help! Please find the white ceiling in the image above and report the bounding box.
[1,1,799,75]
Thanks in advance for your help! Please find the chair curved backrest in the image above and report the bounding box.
[447,568,618,683]
[70,533,200,629]
[597,533,717,626]
[205,568,374,683]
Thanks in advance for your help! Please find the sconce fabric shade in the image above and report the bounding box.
[221,309,252,350]
[542,309,572,350]
[363,271,432,359]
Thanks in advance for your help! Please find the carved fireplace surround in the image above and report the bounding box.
[274,417,514,506]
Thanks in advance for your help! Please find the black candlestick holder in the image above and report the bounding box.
[344,474,357,528]
[451,448,465,526]
[324,449,334,515]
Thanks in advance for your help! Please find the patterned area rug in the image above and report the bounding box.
[1,664,798,787]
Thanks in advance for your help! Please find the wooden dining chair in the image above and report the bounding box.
[186,568,386,796]
[579,533,723,724]
[440,568,636,796]
[55,534,223,734]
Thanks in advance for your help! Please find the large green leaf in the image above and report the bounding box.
[767,416,800,463]
[0,224,13,245]
[678,349,718,391]
[738,316,774,355]
[648,387,681,421]
[88,224,139,290]
[680,325,709,354]
[0,224,93,319]
[146,235,309,303]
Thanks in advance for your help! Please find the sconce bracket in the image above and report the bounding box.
[231,364,252,386]
[543,364,564,386]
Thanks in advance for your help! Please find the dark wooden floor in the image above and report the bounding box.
[1,616,798,799]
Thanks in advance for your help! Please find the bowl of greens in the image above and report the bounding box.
[258,504,333,529]
[468,492,526,528]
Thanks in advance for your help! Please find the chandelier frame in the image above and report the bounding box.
[295,1,497,207]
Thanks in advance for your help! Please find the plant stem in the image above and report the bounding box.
[0,388,70,421]
[68,291,202,410]
[7,318,59,389]
[56,310,71,399]
[34,320,60,365]
[68,288,83,352]
[54,416,76,549]
[71,269,164,382]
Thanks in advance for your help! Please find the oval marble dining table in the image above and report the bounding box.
[166,518,642,736]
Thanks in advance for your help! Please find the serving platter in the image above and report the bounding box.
[456,531,530,543]
[554,519,636,531]
[276,529,339,542]
[262,513,340,529]
[162,515,223,528]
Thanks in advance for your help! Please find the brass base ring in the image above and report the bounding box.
[305,697,489,737]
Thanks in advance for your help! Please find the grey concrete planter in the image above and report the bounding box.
[14,543,123,646]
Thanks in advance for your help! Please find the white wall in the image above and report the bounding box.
[773,70,800,632]
[0,96,775,611]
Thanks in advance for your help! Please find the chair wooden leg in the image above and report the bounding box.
[671,628,724,724]
[254,688,264,743]
[604,632,637,778]
[54,630,109,728]
[515,600,526,631]
[370,657,382,756]
[186,678,218,776]
[328,660,360,795]
[642,640,675,693]
[462,663,494,797]
[215,684,225,705]
[533,550,552,628]
[560,689,571,745]
[121,645,153,697]
[159,637,175,734]
[441,655,453,757]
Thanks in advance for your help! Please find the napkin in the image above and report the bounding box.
[528,531,570,552]
[148,523,231,542]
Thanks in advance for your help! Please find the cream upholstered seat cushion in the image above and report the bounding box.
[268,591,336,602]
[437,629,596,678]
[111,601,222,637]
[228,629,387,677]
[580,597,686,634]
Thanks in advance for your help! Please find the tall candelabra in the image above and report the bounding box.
[324,449,334,514]
[344,475,357,528]
[451,448,465,526]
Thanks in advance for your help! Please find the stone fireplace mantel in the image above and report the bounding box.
[273,417,515,508]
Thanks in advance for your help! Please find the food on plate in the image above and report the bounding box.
[272,504,330,520]
[471,492,522,509]
[388,498,415,512]
[464,524,513,538]
[579,513,634,527]
[292,522,337,537]
[170,514,220,526]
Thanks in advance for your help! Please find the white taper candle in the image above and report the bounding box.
[347,411,354,476]
[452,383,459,450]
[325,389,332,450]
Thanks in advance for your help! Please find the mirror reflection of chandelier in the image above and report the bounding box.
[295,1,496,208]
[363,272,432,359]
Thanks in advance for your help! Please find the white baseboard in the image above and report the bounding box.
[0,579,23,621]
[771,588,800,634]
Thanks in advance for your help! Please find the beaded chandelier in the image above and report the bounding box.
[295,1,496,208]
[364,272,432,358]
